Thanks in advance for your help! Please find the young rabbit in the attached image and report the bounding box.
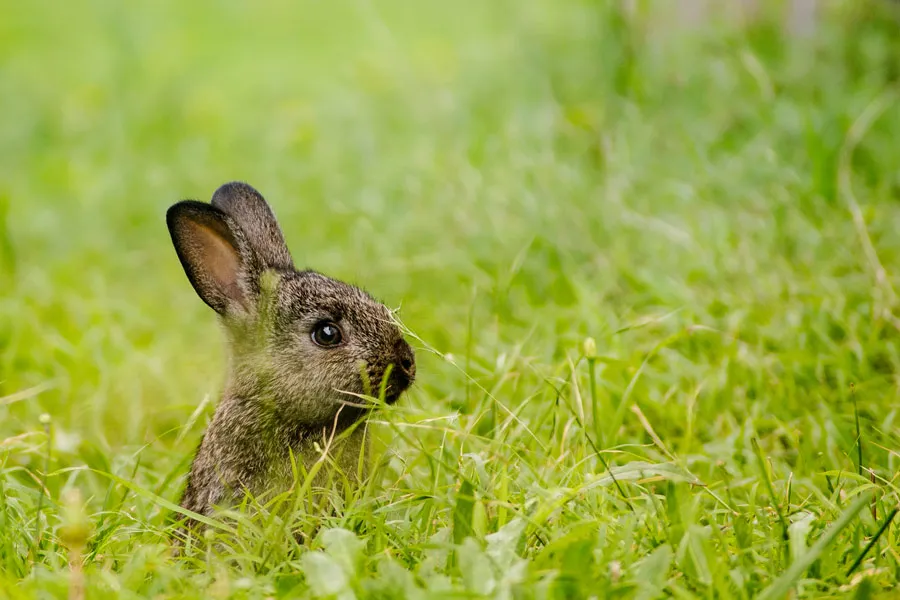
[166,182,415,527]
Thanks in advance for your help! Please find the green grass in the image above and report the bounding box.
[2,0,900,597]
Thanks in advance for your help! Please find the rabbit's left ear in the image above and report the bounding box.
[166,200,252,315]
[211,182,294,271]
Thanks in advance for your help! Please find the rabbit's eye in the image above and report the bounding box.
[311,321,343,347]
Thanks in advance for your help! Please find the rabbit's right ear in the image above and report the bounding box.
[211,182,294,271]
[166,200,250,315]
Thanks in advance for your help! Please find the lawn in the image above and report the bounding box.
[2,0,900,597]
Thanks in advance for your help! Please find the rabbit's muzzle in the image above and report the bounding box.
[383,338,416,404]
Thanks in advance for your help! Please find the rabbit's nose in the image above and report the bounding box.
[384,341,415,405]
[396,340,416,380]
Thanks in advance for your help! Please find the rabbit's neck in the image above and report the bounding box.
[180,390,368,516]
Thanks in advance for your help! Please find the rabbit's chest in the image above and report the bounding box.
[261,425,370,496]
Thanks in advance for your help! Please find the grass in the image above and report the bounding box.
[2,0,900,597]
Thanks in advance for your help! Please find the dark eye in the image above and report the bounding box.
[311,321,343,347]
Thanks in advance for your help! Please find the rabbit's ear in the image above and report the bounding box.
[167,200,250,314]
[210,182,294,271]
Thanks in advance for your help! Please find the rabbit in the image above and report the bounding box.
[165,181,416,532]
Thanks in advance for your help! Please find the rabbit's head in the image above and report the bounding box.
[166,182,415,430]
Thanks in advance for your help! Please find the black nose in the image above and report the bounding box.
[394,340,416,382]
[400,356,413,373]
[383,342,415,405]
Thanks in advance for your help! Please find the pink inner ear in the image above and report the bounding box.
[192,221,244,306]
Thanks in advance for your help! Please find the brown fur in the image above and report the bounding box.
[165,182,415,531]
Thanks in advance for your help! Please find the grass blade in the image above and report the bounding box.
[847,508,898,577]
[757,492,873,600]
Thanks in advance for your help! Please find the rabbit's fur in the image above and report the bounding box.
[166,182,415,528]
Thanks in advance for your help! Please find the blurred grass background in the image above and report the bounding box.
[3,0,900,597]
